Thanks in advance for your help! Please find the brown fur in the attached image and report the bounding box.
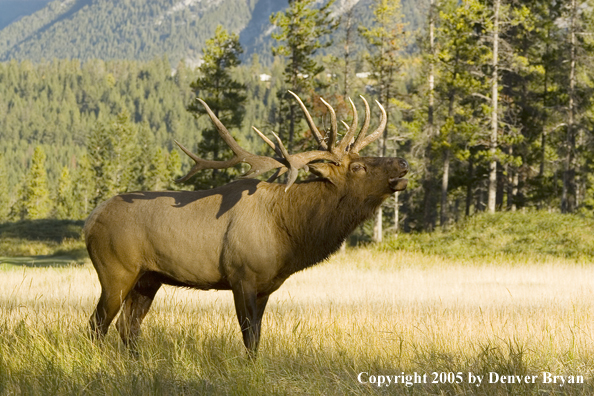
[85,154,408,353]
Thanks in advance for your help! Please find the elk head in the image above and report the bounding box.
[175,91,408,195]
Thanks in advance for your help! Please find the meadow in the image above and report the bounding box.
[1,213,594,395]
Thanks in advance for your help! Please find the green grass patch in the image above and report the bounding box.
[383,211,594,261]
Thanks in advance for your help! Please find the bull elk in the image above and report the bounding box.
[85,92,409,354]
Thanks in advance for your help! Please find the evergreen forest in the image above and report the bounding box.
[1,0,593,240]
[0,0,428,64]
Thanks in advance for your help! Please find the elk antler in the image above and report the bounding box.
[349,96,387,155]
[174,99,287,183]
[286,91,386,157]
[175,94,387,190]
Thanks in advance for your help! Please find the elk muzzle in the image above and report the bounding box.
[389,158,409,192]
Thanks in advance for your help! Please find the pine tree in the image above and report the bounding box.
[88,111,139,204]
[270,0,338,149]
[515,1,564,210]
[148,148,169,191]
[166,149,183,190]
[574,0,594,213]
[341,0,358,97]
[559,0,594,213]
[481,0,530,213]
[187,25,246,189]
[55,165,75,219]
[359,0,407,241]
[421,0,438,231]
[132,122,156,191]
[16,146,52,220]
[434,0,490,221]
[72,154,96,220]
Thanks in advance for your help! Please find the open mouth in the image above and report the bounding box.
[389,177,408,192]
[389,169,409,192]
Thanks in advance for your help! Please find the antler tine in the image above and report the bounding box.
[336,97,358,154]
[195,98,250,157]
[270,132,301,191]
[355,100,387,152]
[252,126,283,157]
[287,90,328,150]
[174,140,241,183]
[253,125,313,190]
[319,97,338,152]
[349,96,372,154]
[278,92,350,169]
[253,120,341,188]
[176,99,286,183]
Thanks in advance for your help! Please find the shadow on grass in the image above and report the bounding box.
[0,254,87,268]
[0,219,88,267]
[0,219,85,242]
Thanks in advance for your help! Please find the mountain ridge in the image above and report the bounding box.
[0,0,428,65]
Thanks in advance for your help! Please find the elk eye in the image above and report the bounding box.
[350,163,366,173]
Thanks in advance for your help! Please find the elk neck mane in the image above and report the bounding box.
[258,178,384,271]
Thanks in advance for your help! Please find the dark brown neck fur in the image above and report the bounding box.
[263,179,384,274]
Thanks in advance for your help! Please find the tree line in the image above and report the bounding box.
[2,0,594,241]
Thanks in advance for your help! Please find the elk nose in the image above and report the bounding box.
[397,158,409,177]
[398,159,408,170]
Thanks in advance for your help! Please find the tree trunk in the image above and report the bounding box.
[562,0,577,213]
[428,0,435,129]
[422,168,435,231]
[440,85,455,228]
[289,101,295,151]
[394,192,399,235]
[440,148,449,229]
[477,183,486,212]
[487,0,500,213]
[510,171,518,212]
[422,0,436,231]
[465,153,474,216]
[392,143,400,238]
[373,44,389,243]
[539,39,550,179]
[339,4,355,250]
[496,163,504,208]
[373,206,383,243]
[539,129,546,178]
[343,3,355,97]
[373,127,386,242]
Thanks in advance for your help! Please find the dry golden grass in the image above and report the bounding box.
[1,249,593,395]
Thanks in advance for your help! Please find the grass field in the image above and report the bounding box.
[1,246,593,395]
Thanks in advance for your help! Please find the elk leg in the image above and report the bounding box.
[116,273,162,347]
[232,282,269,355]
[89,271,139,340]
[253,294,269,350]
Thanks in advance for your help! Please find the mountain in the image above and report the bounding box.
[0,0,428,65]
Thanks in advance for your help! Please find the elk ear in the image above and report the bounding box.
[308,162,335,180]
